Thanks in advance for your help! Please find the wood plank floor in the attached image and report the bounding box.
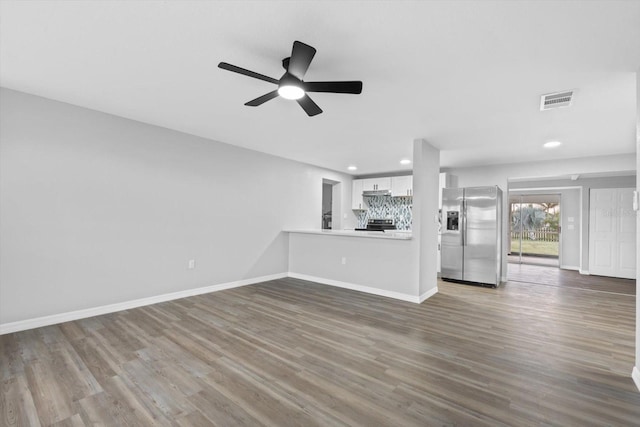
[508,263,636,295]
[1,274,639,426]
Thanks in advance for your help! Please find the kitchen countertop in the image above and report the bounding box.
[285,229,413,240]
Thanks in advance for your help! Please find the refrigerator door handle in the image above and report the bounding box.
[462,199,467,246]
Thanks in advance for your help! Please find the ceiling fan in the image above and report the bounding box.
[218,41,363,117]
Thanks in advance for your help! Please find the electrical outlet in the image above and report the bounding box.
[341,257,347,265]
[188,259,195,269]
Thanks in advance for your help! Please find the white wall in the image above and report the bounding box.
[635,68,640,391]
[0,88,354,325]
[447,155,635,188]
[561,188,581,269]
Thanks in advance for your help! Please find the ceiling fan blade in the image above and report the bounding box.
[297,94,323,116]
[304,81,363,94]
[287,41,316,80]
[245,90,279,107]
[218,62,279,85]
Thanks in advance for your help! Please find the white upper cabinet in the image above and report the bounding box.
[391,175,413,197]
[362,177,391,192]
[352,174,421,210]
[352,179,365,210]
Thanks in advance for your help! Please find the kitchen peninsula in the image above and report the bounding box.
[286,229,421,303]
[288,139,441,305]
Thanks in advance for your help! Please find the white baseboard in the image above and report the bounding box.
[0,273,287,335]
[1,271,440,335]
[633,366,640,392]
[288,272,430,304]
[419,287,439,303]
[560,265,579,271]
[579,269,589,275]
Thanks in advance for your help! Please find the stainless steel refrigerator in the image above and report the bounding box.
[441,186,503,287]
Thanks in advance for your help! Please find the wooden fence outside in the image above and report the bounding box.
[510,227,559,242]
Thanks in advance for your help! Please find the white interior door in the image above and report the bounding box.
[589,188,636,279]
[589,189,616,276]
[616,189,636,279]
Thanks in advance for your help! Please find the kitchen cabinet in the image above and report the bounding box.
[363,177,391,192]
[352,174,420,209]
[352,179,365,210]
[391,175,413,197]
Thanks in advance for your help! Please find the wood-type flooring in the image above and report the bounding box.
[1,274,639,426]
[508,262,636,295]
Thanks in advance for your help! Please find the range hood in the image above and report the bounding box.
[362,189,391,197]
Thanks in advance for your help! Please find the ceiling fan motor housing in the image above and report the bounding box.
[279,73,303,89]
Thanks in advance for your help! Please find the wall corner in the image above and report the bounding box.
[413,138,440,297]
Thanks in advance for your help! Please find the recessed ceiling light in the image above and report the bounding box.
[400,159,412,165]
[277,85,305,100]
[543,141,562,148]
[347,165,357,171]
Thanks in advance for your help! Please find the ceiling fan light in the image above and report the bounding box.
[278,85,305,100]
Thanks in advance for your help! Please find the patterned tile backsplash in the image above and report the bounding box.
[356,195,413,230]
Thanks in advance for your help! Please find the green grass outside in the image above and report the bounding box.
[510,239,558,257]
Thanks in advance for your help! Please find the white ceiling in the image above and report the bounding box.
[1,1,639,175]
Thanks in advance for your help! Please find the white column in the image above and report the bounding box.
[412,138,441,300]
[633,68,640,391]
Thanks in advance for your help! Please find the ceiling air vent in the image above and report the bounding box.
[540,90,574,111]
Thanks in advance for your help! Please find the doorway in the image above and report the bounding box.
[322,182,333,229]
[509,194,560,267]
[322,178,342,230]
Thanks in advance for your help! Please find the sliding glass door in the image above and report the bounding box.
[509,194,560,266]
